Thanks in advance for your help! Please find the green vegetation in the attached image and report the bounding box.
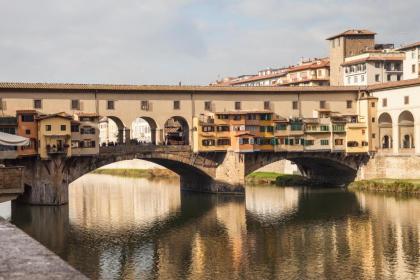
[246,172,309,186]
[91,168,177,178]
[349,179,420,194]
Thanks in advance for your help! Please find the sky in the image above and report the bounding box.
[0,0,419,85]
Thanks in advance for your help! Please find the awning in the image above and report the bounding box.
[0,132,30,146]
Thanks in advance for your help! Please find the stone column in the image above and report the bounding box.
[392,118,399,155]
[17,158,69,205]
[118,129,124,144]
[124,128,131,143]
[415,124,420,155]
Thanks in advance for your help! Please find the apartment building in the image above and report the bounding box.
[37,113,73,159]
[72,113,100,156]
[277,58,330,86]
[16,110,39,157]
[398,42,420,80]
[327,29,376,86]
[342,51,404,86]
[193,107,373,155]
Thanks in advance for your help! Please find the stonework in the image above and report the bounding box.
[357,154,420,180]
[0,166,24,203]
[0,218,87,279]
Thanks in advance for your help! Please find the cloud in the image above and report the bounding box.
[0,0,419,85]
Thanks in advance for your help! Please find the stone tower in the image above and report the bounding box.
[327,29,376,86]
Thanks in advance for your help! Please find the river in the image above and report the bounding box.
[5,174,420,280]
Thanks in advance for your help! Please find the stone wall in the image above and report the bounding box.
[357,155,420,180]
[0,167,23,202]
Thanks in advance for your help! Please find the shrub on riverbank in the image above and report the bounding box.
[246,172,310,186]
[91,168,178,178]
[349,179,420,194]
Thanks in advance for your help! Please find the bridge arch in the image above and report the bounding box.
[130,117,159,145]
[163,116,190,145]
[244,152,368,186]
[378,112,393,149]
[398,110,415,150]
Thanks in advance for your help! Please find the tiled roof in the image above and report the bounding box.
[229,71,287,85]
[368,78,420,91]
[397,42,420,51]
[326,29,376,40]
[342,56,404,66]
[286,59,329,73]
[0,82,361,93]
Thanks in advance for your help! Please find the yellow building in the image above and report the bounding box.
[37,113,72,159]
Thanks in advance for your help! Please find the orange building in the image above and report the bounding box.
[16,110,39,157]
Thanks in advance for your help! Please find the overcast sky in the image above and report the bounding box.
[0,0,419,85]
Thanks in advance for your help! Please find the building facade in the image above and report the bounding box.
[343,51,404,86]
[398,42,420,80]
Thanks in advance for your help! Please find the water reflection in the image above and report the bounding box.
[11,176,420,280]
[70,174,181,234]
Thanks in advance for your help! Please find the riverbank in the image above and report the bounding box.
[91,168,178,178]
[0,218,87,279]
[349,179,420,195]
[246,172,309,186]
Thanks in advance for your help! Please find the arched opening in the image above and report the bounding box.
[378,113,393,151]
[164,116,189,145]
[398,111,415,151]
[130,117,158,145]
[382,135,391,149]
[99,116,127,145]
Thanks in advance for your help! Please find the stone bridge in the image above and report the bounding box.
[5,144,370,205]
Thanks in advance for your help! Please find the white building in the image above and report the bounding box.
[99,117,119,145]
[343,51,404,86]
[398,42,420,80]
[131,118,152,143]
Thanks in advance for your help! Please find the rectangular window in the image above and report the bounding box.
[375,74,380,82]
[202,126,214,132]
[21,114,34,122]
[71,100,80,110]
[292,101,298,110]
[263,101,270,110]
[25,129,30,135]
[335,139,344,145]
[320,125,330,132]
[71,124,79,132]
[276,124,287,130]
[320,100,326,109]
[320,139,329,146]
[34,99,42,109]
[382,98,388,107]
[204,101,212,111]
[46,125,51,131]
[60,125,66,131]
[371,102,375,108]
[372,133,376,139]
[141,101,149,111]
[173,100,180,110]
[346,100,352,109]
[290,123,303,131]
[404,96,409,105]
[387,74,391,81]
[371,117,375,123]
[412,64,416,73]
[217,139,231,146]
[235,101,241,110]
[107,100,114,110]
[375,62,380,68]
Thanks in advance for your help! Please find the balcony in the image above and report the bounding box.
[46,145,69,155]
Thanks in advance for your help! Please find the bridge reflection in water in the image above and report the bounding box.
[10,175,420,280]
